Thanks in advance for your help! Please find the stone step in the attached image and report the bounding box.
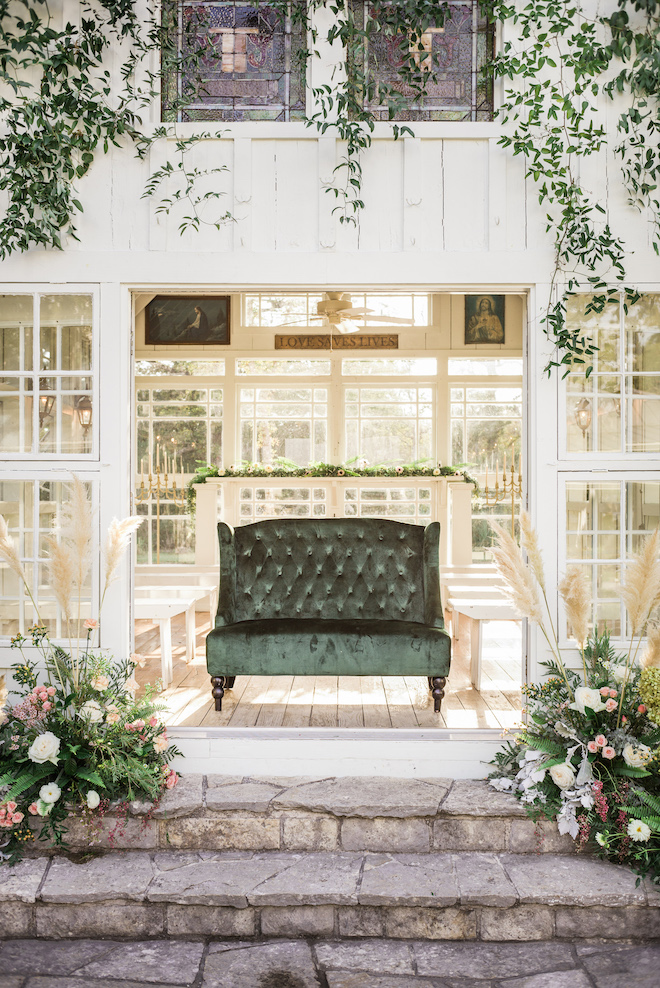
[29,776,577,856]
[2,848,658,943]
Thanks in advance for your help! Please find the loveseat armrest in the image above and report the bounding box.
[423,521,444,629]
[216,522,236,627]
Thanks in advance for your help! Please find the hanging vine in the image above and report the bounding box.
[0,1,658,376]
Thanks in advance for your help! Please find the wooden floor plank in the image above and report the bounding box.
[360,676,391,729]
[337,676,365,729]
[256,675,295,728]
[382,676,417,729]
[282,675,314,727]
[225,676,274,727]
[309,676,338,727]
[403,676,447,729]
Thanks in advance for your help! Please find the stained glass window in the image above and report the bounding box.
[350,0,494,121]
[162,2,307,122]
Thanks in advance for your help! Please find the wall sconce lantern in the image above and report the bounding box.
[574,398,592,434]
[38,384,55,427]
[75,395,93,433]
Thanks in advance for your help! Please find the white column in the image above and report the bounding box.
[194,483,219,566]
[449,482,475,566]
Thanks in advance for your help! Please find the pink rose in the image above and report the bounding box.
[599,687,610,697]
[83,618,98,630]
[149,715,159,728]
[165,770,178,789]
[47,687,56,696]
[39,692,48,701]
[638,704,647,714]
[587,740,598,753]
[605,698,617,712]
[608,689,617,699]
[595,734,607,748]
[12,812,24,824]
[622,716,628,724]
[28,803,39,815]
[42,702,52,711]
[602,746,616,759]
[6,801,17,813]
[132,719,145,730]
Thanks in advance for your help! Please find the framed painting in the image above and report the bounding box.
[145,296,230,345]
[465,295,505,344]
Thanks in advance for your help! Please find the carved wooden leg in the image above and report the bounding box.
[431,676,446,713]
[225,676,236,689]
[211,675,225,712]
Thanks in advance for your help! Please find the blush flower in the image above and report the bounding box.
[605,698,617,712]
[587,740,598,753]
[602,746,616,759]
[83,618,98,630]
[595,734,608,748]
[599,687,610,697]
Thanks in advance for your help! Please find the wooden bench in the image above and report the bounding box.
[449,598,521,691]
[135,584,218,632]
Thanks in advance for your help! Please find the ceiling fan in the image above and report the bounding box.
[289,292,412,334]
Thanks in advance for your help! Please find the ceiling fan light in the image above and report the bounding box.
[337,318,361,334]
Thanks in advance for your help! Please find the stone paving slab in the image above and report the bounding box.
[440,781,526,818]
[249,852,364,906]
[0,939,659,985]
[271,777,452,818]
[40,852,154,903]
[205,781,283,812]
[359,854,458,907]
[501,853,647,907]
[0,859,49,903]
[147,854,299,907]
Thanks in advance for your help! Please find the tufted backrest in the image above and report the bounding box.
[218,518,436,625]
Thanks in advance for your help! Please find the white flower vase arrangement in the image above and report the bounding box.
[0,477,180,865]
[488,514,660,886]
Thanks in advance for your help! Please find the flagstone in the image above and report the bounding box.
[359,853,457,907]
[501,854,647,906]
[414,942,576,979]
[249,852,363,905]
[272,777,450,818]
[77,940,205,985]
[0,939,122,975]
[497,973,592,988]
[314,940,415,975]
[40,852,153,902]
[440,781,526,817]
[148,854,298,907]
[202,940,321,987]
[0,857,49,902]
[453,853,517,907]
[205,781,282,812]
[152,775,204,819]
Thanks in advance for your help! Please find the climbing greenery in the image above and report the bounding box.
[0,0,658,374]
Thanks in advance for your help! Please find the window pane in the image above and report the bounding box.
[135,359,225,375]
[0,296,33,371]
[448,358,523,376]
[237,358,331,376]
[240,387,327,465]
[351,0,494,122]
[342,357,437,376]
[162,1,307,123]
[344,385,434,465]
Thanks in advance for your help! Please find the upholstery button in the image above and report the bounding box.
[347,549,352,556]
[378,535,383,540]
[388,550,393,557]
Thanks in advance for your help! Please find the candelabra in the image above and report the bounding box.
[135,452,186,564]
[483,451,523,539]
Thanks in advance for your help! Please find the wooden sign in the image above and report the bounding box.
[275,334,398,350]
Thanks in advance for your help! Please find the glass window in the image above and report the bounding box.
[350,0,494,122]
[243,292,430,328]
[238,484,327,522]
[344,385,433,465]
[342,357,437,376]
[448,358,523,376]
[343,484,432,523]
[565,480,660,638]
[135,359,224,376]
[135,500,194,565]
[451,385,522,562]
[565,294,660,454]
[162,1,307,122]
[239,386,327,465]
[237,358,331,376]
[0,479,94,638]
[135,386,223,475]
[0,293,94,456]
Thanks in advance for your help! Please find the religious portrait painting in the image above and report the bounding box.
[145,296,231,345]
[464,295,505,345]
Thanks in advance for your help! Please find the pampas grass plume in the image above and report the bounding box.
[520,511,546,591]
[61,476,93,592]
[620,529,660,638]
[0,675,7,709]
[558,566,591,648]
[0,514,26,582]
[103,516,143,597]
[641,621,660,670]
[46,536,75,622]
[490,520,544,624]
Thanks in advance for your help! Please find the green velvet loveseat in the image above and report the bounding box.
[206,517,451,714]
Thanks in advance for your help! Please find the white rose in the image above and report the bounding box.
[86,790,101,810]
[79,700,104,724]
[569,687,607,715]
[39,782,61,803]
[622,743,651,769]
[153,734,169,753]
[28,731,61,765]
[610,665,628,684]
[549,762,577,790]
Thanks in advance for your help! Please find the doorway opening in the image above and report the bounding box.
[131,290,526,730]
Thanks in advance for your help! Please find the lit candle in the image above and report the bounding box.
[485,462,489,491]
[518,452,522,481]
[496,459,499,488]
[503,450,507,478]
[156,442,160,474]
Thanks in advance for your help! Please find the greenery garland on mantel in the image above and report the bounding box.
[0,1,658,376]
[185,462,478,513]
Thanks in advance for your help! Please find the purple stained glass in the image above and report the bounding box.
[352,0,494,121]
[164,1,307,122]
